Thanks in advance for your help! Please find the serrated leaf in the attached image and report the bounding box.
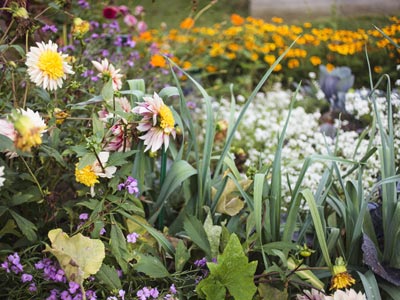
[134,253,170,278]
[196,233,257,300]
[175,240,190,272]
[96,264,122,290]
[45,228,105,286]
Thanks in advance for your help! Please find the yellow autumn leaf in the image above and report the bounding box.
[213,178,252,216]
[45,228,105,286]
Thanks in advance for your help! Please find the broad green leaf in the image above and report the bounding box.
[92,113,104,139]
[45,228,105,286]
[175,240,190,272]
[184,215,211,258]
[134,253,170,278]
[197,279,226,300]
[77,153,96,169]
[0,135,14,151]
[40,145,67,167]
[196,233,258,300]
[96,264,122,290]
[9,210,37,241]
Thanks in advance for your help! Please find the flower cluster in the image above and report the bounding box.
[118,176,139,196]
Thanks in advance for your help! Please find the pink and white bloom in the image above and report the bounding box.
[132,92,176,152]
[91,58,123,90]
[325,289,366,300]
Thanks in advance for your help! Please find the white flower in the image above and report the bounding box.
[325,289,366,300]
[92,59,123,90]
[0,166,5,188]
[92,152,117,179]
[25,40,74,91]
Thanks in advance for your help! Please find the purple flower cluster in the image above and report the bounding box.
[1,253,37,292]
[118,176,139,196]
[46,286,97,300]
[136,286,159,300]
[77,0,90,9]
[1,252,24,274]
[194,257,217,284]
[35,258,66,283]
[42,24,58,33]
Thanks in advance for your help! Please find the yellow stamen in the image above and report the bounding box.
[159,105,175,134]
[38,50,64,80]
[75,165,99,187]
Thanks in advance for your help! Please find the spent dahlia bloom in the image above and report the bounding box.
[75,151,117,196]
[330,257,356,291]
[12,108,47,152]
[132,92,176,152]
[92,58,123,90]
[25,40,74,91]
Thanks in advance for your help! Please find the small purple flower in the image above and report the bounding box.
[60,290,73,300]
[169,284,177,294]
[42,24,58,33]
[107,297,117,300]
[101,49,110,57]
[99,227,106,235]
[29,282,37,292]
[47,289,60,300]
[1,260,10,272]
[186,101,197,110]
[194,257,207,268]
[79,213,89,221]
[125,39,136,48]
[134,6,144,15]
[118,176,139,196]
[69,281,80,294]
[126,232,140,244]
[86,290,97,300]
[117,269,123,278]
[149,288,159,298]
[78,0,90,9]
[21,273,33,283]
[118,289,125,300]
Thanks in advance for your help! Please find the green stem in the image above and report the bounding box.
[21,156,45,198]
[158,145,167,229]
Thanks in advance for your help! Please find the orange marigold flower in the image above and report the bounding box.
[231,14,245,26]
[326,63,335,72]
[271,16,283,23]
[273,63,282,72]
[180,17,195,30]
[330,272,356,290]
[374,66,383,73]
[288,58,300,69]
[310,56,322,66]
[150,54,166,68]
[206,65,217,73]
[303,22,312,28]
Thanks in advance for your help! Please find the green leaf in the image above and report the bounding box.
[92,113,104,139]
[77,153,96,169]
[357,270,381,300]
[101,79,114,102]
[287,257,325,290]
[40,145,67,167]
[149,160,197,224]
[0,134,14,151]
[96,264,122,290]
[127,79,145,93]
[258,283,288,300]
[110,221,132,273]
[9,210,37,241]
[184,215,211,258]
[175,240,190,272]
[196,233,258,300]
[0,219,20,238]
[204,211,222,258]
[134,253,170,278]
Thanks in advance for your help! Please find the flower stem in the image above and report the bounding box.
[158,145,167,229]
[20,156,45,198]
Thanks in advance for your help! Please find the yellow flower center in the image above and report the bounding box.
[159,105,175,134]
[38,50,64,80]
[75,165,99,187]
